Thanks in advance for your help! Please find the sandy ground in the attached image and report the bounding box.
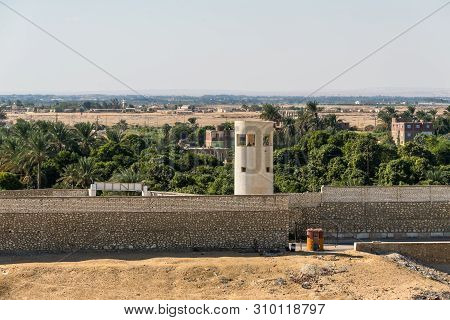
[5,112,260,128]
[5,105,445,130]
[5,111,376,129]
[1,249,448,300]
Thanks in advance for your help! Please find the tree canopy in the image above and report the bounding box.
[0,107,448,194]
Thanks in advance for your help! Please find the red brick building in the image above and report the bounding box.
[391,118,433,145]
[205,125,234,148]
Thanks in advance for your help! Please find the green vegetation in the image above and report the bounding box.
[0,119,233,194]
[0,172,22,190]
[270,104,449,192]
[0,103,448,194]
[376,105,450,133]
[274,131,449,192]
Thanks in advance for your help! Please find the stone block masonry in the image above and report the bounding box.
[354,242,450,264]
[0,196,289,253]
[289,202,450,240]
[0,189,88,198]
[0,186,448,253]
[288,186,450,240]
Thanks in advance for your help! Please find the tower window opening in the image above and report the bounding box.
[263,134,272,146]
[241,167,246,172]
[237,134,246,146]
[246,133,255,146]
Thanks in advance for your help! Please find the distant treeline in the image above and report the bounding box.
[1,94,449,107]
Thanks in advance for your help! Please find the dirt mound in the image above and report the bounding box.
[1,250,449,300]
[288,263,348,289]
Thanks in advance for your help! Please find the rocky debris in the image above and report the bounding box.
[289,263,348,288]
[275,278,286,286]
[301,281,312,289]
[219,277,232,284]
[412,290,450,300]
[384,253,449,285]
[322,255,340,261]
[261,249,284,257]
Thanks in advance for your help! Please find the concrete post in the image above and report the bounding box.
[142,186,149,197]
[89,184,97,197]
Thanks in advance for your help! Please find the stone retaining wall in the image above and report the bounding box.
[354,241,450,263]
[0,196,288,253]
[0,186,449,253]
[287,186,450,240]
[289,202,450,240]
[0,189,88,197]
[320,186,449,203]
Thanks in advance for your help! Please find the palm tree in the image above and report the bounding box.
[161,124,171,144]
[321,114,338,130]
[260,104,282,123]
[428,109,437,121]
[111,167,143,183]
[295,107,314,135]
[34,120,52,132]
[400,105,416,122]
[407,105,416,116]
[21,132,51,188]
[187,117,197,125]
[281,116,296,146]
[377,106,397,128]
[426,169,448,185]
[75,157,99,188]
[74,122,96,155]
[0,137,20,172]
[306,100,319,114]
[50,121,73,152]
[0,107,6,121]
[416,110,432,122]
[306,100,319,116]
[59,157,98,188]
[105,127,124,143]
[13,119,33,141]
[57,163,79,188]
[114,119,128,132]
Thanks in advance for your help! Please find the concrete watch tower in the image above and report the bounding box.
[234,120,275,195]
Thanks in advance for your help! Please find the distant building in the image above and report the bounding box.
[90,109,121,113]
[176,105,193,114]
[391,118,433,145]
[279,109,298,118]
[216,106,238,113]
[186,147,231,163]
[205,125,234,148]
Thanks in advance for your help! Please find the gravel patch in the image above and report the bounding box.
[384,253,449,285]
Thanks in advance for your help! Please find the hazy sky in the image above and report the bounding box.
[0,0,449,95]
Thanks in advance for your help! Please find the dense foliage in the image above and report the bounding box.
[274,130,449,192]
[0,104,448,193]
[0,119,234,194]
[0,172,22,190]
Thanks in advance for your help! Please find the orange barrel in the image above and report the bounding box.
[318,229,324,251]
[306,228,324,251]
[306,229,315,251]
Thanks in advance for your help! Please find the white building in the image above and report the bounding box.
[234,120,274,195]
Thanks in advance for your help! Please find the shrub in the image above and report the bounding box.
[0,172,23,190]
